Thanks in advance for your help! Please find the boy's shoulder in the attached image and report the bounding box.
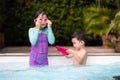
[78,48,87,54]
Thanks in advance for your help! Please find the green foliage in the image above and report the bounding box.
[83,4,116,38]
[0,0,118,46]
[0,1,5,32]
[30,0,83,45]
[107,11,120,40]
[0,0,28,45]
[0,0,84,46]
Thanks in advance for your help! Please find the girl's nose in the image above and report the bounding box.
[42,18,47,22]
[41,21,46,24]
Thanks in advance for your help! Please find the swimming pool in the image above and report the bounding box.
[0,55,120,65]
[0,56,120,80]
[0,62,120,80]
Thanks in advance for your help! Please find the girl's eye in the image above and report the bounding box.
[39,19,42,21]
[44,18,48,21]
[39,18,48,21]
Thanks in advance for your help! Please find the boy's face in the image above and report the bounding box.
[72,37,83,50]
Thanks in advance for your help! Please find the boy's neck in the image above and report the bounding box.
[76,46,85,51]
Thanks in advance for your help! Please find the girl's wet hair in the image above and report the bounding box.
[72,31,86,43]
[34,10,47,19]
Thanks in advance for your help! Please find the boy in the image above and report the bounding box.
[66,31,87,66]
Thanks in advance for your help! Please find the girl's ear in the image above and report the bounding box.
[34,19,37,22]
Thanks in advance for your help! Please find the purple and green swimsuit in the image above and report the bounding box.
[28,27,55,66]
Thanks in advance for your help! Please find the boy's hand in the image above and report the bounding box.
[47,19,52,28]
[66,49,74,58]
[66,49,74,54]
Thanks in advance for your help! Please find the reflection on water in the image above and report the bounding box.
[0,62,120,80]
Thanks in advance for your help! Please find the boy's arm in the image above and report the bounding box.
[65,53,73,58]
[74,50,87,63]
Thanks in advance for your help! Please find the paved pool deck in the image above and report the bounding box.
[0,46,120,56]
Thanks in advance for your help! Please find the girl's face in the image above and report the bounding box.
[72,38,84,50]
[36,13,48,28]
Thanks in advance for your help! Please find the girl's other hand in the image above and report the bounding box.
[47,19,52,28]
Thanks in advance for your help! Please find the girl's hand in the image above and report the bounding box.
[35,19,42,30]
[47,19,52,28]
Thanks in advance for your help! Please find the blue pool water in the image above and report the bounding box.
[0,62,120,80]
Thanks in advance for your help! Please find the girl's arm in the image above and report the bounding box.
[47,28,55,45]
[28,28,39,45]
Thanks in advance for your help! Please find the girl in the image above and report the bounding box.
[28,10,55,66]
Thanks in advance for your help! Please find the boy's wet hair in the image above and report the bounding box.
[34,10,47,19]
[72,31,86,43]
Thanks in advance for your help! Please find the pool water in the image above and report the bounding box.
[0,62,120,80]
